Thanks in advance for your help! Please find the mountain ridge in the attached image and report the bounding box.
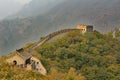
[0,0,120,54]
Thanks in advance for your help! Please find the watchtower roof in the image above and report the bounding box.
[7,48,32,60]
[77,24,93,27]
[16,48,32,60]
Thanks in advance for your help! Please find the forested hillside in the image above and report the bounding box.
[36,30,120,80]
[1,30,120,80]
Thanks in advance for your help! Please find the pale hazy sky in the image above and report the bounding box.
[0,0,32,19]
[14,0,32,4]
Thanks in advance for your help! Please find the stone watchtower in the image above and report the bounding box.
[76,24,93,33]
[6,48,47,75]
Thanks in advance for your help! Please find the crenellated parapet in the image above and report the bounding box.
[30,25,93,50]
[29,29,80,50]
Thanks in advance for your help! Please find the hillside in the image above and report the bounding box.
[0,30,120,80]
[1,0,120,54]
[35,30,120,80]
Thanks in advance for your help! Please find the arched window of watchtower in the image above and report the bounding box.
[37,62,39,64]
[25,58,31,65]
[13,60,17,65]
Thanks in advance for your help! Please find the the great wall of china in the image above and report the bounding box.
[28,24,93,51]
[8,25,93,58]
[6,25,93,75]
[29,29,82,50]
